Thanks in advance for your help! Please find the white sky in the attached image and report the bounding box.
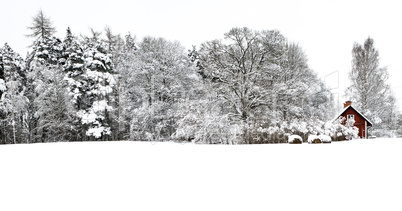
[1,0,402,111]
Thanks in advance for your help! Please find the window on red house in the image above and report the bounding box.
[347,114,354,122]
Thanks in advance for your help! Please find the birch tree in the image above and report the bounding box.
[347,37,396,129]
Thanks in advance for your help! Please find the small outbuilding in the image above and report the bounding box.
[334,101,373,139]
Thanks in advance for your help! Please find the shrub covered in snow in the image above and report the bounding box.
[319,135,332,143]
[243,116,359,143]
[330,117,359,141]
[173,100,242,145]
[288,135,303,144]
[308,135,322,144]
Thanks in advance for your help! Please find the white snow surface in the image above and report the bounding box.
[1,139,402,211]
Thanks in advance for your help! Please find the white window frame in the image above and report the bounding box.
[347,114,355,121]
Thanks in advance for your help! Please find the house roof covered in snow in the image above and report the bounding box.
[333,105,373,126]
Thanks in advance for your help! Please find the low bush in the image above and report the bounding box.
[288,135,303,144]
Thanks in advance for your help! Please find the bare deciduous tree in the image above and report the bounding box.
[27,9,56,40]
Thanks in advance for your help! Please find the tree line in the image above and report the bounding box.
[0,10,400,144]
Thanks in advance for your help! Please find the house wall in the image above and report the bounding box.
[341,107,367,139]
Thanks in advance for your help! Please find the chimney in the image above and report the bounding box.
[344,101,352,108]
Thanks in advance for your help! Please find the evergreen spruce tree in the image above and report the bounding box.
[62,27,86,140]
[79,36,115,140]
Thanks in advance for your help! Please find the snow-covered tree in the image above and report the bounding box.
[101,28,129,140]
[397,114,402,137]
[0,43,28,144]
[25,9,60,70]
[347,37,396,132]
[33,65,75,142]
[63,27,85,77]
[104,26,124,54]
[61,27,86,140]
[111,33,138,140]
[125,37,197,141]
[199,27,286,123]
[174,97,241,144]
[25,12,70,142]
[197,27,334,143]
[331,117,359,141]
[79,36,115,140]
[274,43,333,121]
[26,33,66,143]
[0,17,347,144]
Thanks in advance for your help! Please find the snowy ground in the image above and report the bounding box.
[1,139,401,211]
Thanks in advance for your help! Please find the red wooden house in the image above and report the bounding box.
[335,101,373,139]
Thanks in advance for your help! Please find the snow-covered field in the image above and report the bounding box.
[1,139,401,211]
